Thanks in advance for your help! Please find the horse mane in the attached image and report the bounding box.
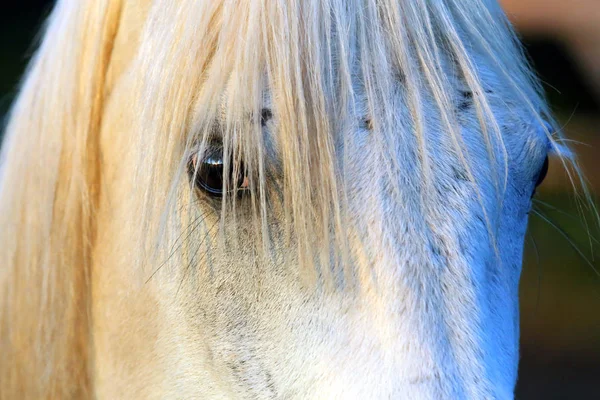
[0,1,122,397]
[0,0,575,397]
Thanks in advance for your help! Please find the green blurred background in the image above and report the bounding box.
[1,1,599,398]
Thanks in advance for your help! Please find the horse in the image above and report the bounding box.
[0,0,579,398]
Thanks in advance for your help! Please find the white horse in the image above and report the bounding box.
[0,0,575,398]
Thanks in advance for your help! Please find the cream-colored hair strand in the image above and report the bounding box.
[0,1,122,397]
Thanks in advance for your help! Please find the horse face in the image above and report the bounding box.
[88,2,550,399]
[95,79,548,400]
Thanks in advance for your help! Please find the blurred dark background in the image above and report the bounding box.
[1,1,599,398]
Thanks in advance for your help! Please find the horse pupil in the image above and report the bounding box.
[190,147,245,197]
[198,159,225,195]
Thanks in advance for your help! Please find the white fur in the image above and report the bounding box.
[0,0,570,399]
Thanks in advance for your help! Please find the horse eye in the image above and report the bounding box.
[188,147,246,197]
[534,156,549,188]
